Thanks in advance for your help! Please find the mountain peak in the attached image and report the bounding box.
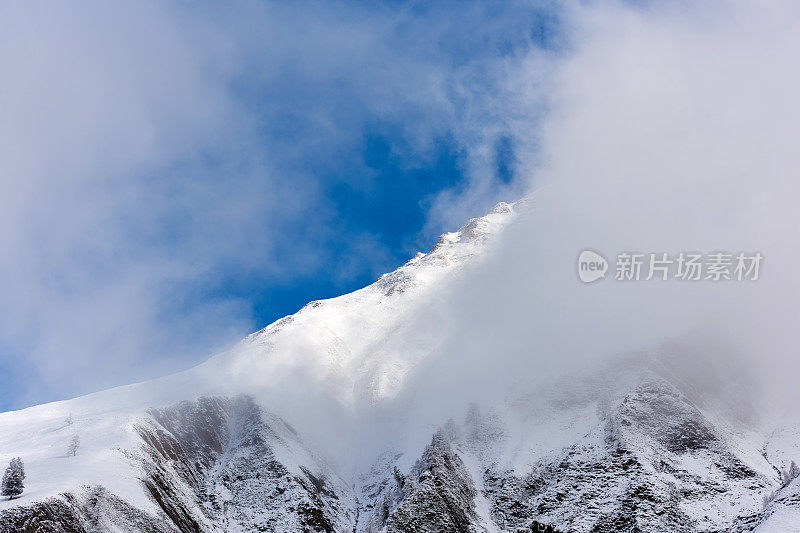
[216,199,521,407]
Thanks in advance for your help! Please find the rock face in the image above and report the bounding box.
[137,396,354,532]
[385,433,479,533]
[0,492,177,533]
[483,377,762,532]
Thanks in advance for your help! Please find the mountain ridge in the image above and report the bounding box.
[3,196,800,532]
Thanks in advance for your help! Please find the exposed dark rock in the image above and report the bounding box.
[386,432,480,533]
[478,372,771,532]
[0,497,85,533]
[0,490,180,533]
[136,395,354,532]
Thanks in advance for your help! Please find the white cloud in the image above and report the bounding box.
[393,0,800,428]
[0,2,267,404]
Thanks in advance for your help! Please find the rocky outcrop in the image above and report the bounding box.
[0,496,88,533]
[385,432,480,533]
[478,372,772,532]
[0,489,179,533]
[136,395,355,532]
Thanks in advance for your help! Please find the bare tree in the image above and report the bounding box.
[68,433,81,457]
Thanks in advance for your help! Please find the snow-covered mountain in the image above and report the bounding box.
[1,199,799,532]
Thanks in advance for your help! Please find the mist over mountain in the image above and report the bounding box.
[4,0,800,532]
[1,198,799,532]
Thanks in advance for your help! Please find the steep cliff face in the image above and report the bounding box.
[358,432,482,533]
[137,395,355,532]
[139,396,359,532]
[478,376,769,532]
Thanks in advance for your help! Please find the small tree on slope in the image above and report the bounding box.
[1,457,24,500]
[68,434,81,457]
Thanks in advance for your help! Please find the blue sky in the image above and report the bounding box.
[0,1,562,410]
